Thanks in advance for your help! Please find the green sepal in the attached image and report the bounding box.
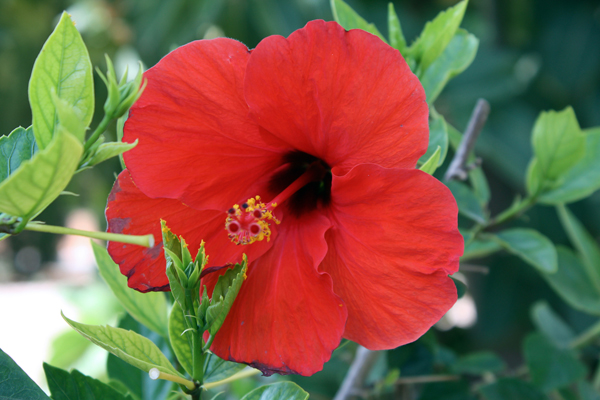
[98,55,145,120]
[205,257,248,336]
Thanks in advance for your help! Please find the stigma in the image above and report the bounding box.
[226,196,280,245]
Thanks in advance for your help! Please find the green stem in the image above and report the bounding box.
[24,222,154,247]
[202,335,215,352]
[485,195,537,230]
[83,115,111,153]
[570,319,600,349]
[203,368,261,390]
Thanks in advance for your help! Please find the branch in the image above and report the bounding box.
[333,346,380,400]
[444,99,490,182]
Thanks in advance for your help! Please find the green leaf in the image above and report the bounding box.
[29,12,94,149]
[479,378,547,400]
[52,92,87,143]
[408,0,468,74]
[446,181,487,224]
[451,351,506,375]
[419,114,448,167]
[387,3,406,53]
[240,382,309,400]
[530,301,575,349]
[524,332,586,392]
[168,302,193,376]
[204,353,247,384]
[542,247,600,315]
[493,228,557,273]
[421,29,478,103]
[529,107,585,194]
[330,0,388,43]
[0,126,38,184]
[205,259,248,336]
[0,347,51,399]
[419,146,441,175]
[540,128,600,204]
[462,235,502,261]
[0,129,82,219]
[48,330,91,369]
[556,205,600,288]
[44,363,134,400]
[62,312,182,378]
[451,276,467,299]
[92,241,168,338]
[578,382,600,400]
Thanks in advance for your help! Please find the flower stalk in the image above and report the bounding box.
[24,222,154,247]
[148,368,196,391]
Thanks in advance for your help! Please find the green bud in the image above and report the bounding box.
[98,55,146,120]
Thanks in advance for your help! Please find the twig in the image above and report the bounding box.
[333,346,380,400]
[395,374,460,385]
[459,264,490,274]
[444,99,490,182]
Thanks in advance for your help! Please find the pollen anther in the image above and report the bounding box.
[225,196,280,245]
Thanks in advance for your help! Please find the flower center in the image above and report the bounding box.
[225,161,327,245]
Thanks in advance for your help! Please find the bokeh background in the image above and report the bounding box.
[1,0,599,397]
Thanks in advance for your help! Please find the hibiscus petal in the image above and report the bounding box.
[245,20,428,173]
[106,170,274,292]
[321,164,463,349]
[123,38,286,210]
[204,212,347,376]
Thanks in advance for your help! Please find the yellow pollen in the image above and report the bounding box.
[225,196,280,245]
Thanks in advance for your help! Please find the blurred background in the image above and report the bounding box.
[0,0,599,397]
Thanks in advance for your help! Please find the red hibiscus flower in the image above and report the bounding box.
[106,20,463,376]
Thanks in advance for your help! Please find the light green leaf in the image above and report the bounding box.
[0,129,82,218]
[556,205,600,289]
[206,259,247,336]
[52,92,86,143]
[0,347,51,400]
[330,0,388,43]
[540,127,600,204]
[479,378,547,400]
[462,235,502,261]
[387,3,406,53]
[446,181,487,224]
[419,114,448,167]
[29,12,94,149]
[43,363,135,400]
[451,351,506,375]
[408,0,468,74]
[419,146,441,175]
[542,247,600,315]
[524,332,586,392]
[62,312,182,378]
[421,29,478,103]
[530,301,575,349]
[204,353,247,384]
[529,107,585,193]
[92,241,168,338]
[0,126,38,183]
[168,302,193,376]
[240,382,309,400]
[86,140,138,168]
[493,228,557,273]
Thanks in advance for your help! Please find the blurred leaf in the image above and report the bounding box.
[578,382,600,400]
[451,277,467,299]
[540,127,600,204]
[446,181,487,224]
[419,380,472,400]
[530,301,575,349]
[0,126,38,183]
[408,0,468,74]
[240,382,309,400]
[204,353,247,384]
[107,314,172,400]
[62,312,181,377]
[48,330,91,369]
[542,247,600,315]
[421,29,479,103]
[330,0,388,43]
[556,205,600,287]
[0,347,51,399]
[387,3,406,53]
[86,140,138,168]
[528,107,585,194]
[462,235,501,261]
[493,228,557,273]
[479,378,547,400]
[451,351,506,375]
[0,129,82,218]
[44,363,134,400]
[420,146,441,175]
[419,114,448,167]
[524,332,586,392]
[29,12,93,149]
[92,241,168,338]
[168,302,193,377]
